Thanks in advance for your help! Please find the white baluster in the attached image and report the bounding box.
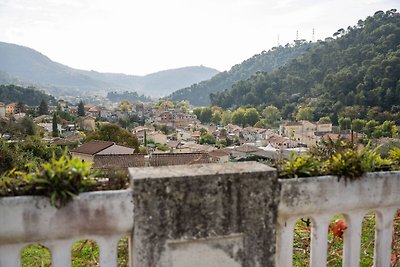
[276,217,296,267]
[98,235,121,267]
[49,240,74,267]
[0,244,22,267]
[343,211,365,267]
[310,215,330,267]
[374,207,396,267]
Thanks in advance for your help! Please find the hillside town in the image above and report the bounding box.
[0,98,365,173]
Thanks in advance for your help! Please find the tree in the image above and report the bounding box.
[199,132,216,145]
[86,124,139,151]
[254,120,266,128]
[318,116,332,124]
[338,117,351,131]
[199,108,212,123]
[78,101,85,117]
[351,119,366,132]
[221,110,232,125]
[211,111,222,125]
[38,100,49,115]
[364,120,379,137]
[296,107,314,121]
[119,100,132,112]
[231,108,246,127]
[192,107,202,120]
[263,105,281,128]
[20,117,36,136]
[52,113,59,137]
[244,108,260,127]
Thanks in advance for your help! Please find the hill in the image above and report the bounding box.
[169,42,314,106]
[210,9,400,123]
[0,42,218,97]
[0,84,55,106]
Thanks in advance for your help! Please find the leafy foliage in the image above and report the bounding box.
[170,42,313,106]
[278,153,322,178]
[85,123,139,151]
[0,153,95,208]
[0,84,55,106]
[0,137,63,174]
[107,91,152,103]
[279,139,392,180]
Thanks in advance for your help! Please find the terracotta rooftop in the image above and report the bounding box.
[233,144,261,153]
[208,149,231,157]
[72,140,114,155]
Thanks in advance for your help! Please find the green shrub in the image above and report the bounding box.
[389,148,400,169]
[279,153,322,178]
[0,153,95,208]
[278,140,393,180]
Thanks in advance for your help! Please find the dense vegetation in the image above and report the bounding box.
[210,10,400,124]
[170,42,314,106]
[85,123,140,151]
[107,91,151,103]
[278,139,396,180]
[0,84,55,106]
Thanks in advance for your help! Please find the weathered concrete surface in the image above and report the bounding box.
[276,171,400,267]
[0,189,133,245]
[168,234,243,267]
[129,162,279,267]
[278,171,400,219]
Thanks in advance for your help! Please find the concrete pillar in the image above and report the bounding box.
[129,162,279,267]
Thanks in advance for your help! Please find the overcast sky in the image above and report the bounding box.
[0,0,398,75]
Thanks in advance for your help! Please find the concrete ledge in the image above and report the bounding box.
[0,189,134,245]
[279,171,400,219]
[130,161,275,180]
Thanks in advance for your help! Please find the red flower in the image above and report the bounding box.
[391,253,397,265]
[332,219,347,238]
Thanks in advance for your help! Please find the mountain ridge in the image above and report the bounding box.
[169,42,314,106]
[0,41,219,97]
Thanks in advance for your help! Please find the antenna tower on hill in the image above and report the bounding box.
[312,28,315,42]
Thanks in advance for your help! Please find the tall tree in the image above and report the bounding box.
[262,105,281,128]
[244,108,260,127]
[38,99,49,115]
[231,108,246,127]
[78,101,85,117]
[52,113,58,137]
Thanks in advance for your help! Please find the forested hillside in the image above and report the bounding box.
[169,42,314,106]
[0,85,55,105]
[107,91,152,103]
[211,9,400,123]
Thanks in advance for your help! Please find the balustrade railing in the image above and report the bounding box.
[277,172,400,267]
[1,164,399,266]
